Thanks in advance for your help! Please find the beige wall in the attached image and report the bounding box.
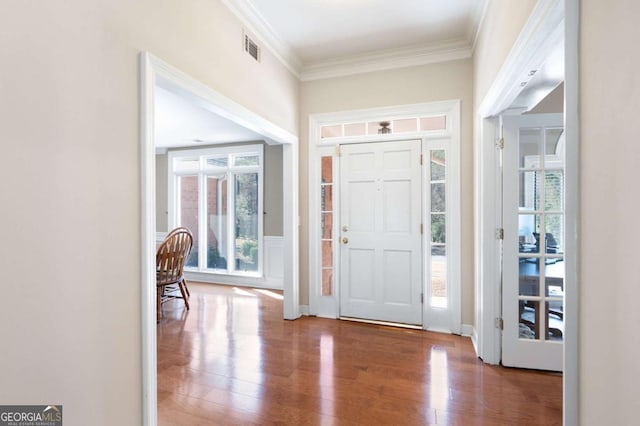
[0,0,297,424]
[580,1,640,424]
[299,59,475,325]
[155,143,283,235]
[473,0,538,107]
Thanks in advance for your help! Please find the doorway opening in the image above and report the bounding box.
[474,0,578,423]
[140,53,299,424]
[308,100,461,334]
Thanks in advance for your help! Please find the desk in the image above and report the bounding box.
[518,260,564,296]
[518,260,564,340]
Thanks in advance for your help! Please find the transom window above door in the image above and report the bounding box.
[168,144,264,277]
[320,115,447,140]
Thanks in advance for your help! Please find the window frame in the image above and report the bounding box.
[168,144,264,277]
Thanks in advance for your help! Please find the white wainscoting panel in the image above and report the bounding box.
[264,236,284,289]
[184,236,284,290]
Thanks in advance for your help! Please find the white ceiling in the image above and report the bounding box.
[249,0,480,64]
[154,86,264,149]
[225,0,486,78]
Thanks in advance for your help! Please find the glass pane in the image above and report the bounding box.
[519,260,540,296]
[431,183,445,213]
[431,245,447,308]
[393,118,417,133]
[321,269,333,296]
[234,173,259,272]
[174,157,199,172]
[321,213,333,239]
[420,116,446,131]
[431,214,445,244]
[179,175,199,267]
[321,125,342,139]
[206,156,228,168]
[321,185,333,211]
[546,300,564,341]
[430,150,446,181]
[544,214,563,253]
[519,128,542,168]
[344,122,366,137]
[234,154,259,167]
[321,156,333,184]
[545,258,564,297]
[367,122,381,135]
[519,171,540,211]
[519,300,540,340]
[518,214,540,254]
[544,171,564,211]
[322,241,333,267]
[206,175,228,270]
[545,128,564,157]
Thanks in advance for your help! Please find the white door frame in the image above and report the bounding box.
[473,0,578,424]
[308,100,461,334]
[139,52,299,425]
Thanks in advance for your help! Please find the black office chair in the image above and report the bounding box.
[532,232,559,254]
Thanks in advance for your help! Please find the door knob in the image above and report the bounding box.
[341,237,349,244]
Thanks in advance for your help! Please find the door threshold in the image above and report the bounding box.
[339,316,422,330]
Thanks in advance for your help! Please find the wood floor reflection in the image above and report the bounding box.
[157,283,562,425]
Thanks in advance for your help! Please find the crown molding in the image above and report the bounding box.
[221,0,302,76]
[300,40,472,81]
[223,1,476,82]
[470,0,490,52]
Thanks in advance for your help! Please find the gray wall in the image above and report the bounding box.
[155,153,169,232]
[263,144,284,236]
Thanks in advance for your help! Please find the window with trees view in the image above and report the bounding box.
[169,145,263,276]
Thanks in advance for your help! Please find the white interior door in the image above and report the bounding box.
[502,113,564,371]
[339,140,422,325]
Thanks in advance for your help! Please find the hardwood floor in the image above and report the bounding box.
[157,283,562,425]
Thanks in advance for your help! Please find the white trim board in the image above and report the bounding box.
[300,40,472,81]
[140,52,300,426]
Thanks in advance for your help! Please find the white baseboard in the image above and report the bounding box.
[461,324,479,357]
[299,305,309,316]
[461,323,474,336]
[184,271,279,290]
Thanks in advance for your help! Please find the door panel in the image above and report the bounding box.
[339,140,422,325]
[502,114,564,371]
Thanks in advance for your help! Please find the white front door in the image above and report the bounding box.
[502,113,564,371]
[339,140,423,325]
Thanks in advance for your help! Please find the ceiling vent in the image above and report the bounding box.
[244,33,260,62]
